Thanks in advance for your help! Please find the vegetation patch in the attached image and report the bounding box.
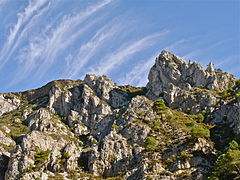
[0,109,29,140]
[145,136,158,151]
[152,99,169,115]
[34,149,51,166]
[191,125,210,138]
[179,151,193,160]
[118,85,146,98]
[60,152,70,165]
[208,140,240,179]
[112,124,119,130]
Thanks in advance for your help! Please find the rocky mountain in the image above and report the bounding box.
[0,50,239,180]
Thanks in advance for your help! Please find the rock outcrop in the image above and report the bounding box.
[0,50,239,180]
[0,95,21,116]
[146,50,237,114]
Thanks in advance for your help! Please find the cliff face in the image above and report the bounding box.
[146,50,237,114]
[0,50,239,180]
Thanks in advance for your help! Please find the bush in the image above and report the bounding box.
[220,88,234,99]
[152,120,161,131]
[210,140,240,179]
[145,136,158,151]
[195,113,205,122]
[112,124,119,130]
[153,99,168,115]
[234,92,240,99]
[180,151,193,160]
[235,80,240,88]
[34,150,51,165]
[115,113,119,119]
[215,68,223,73]
[63,152,70,159]
[201,110,207,116]
[191,126,210,138]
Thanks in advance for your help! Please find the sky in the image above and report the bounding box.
[0,0,239,93]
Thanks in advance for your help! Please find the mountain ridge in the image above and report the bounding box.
[0,50,239,180]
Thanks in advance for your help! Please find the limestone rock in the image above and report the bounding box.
[146,50,236,114]
[0,95,21,116]
[0,50,239,180]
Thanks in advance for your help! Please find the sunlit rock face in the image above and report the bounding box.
[146,50,237,114]
[0,50,239,180]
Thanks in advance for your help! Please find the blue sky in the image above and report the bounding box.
[0,0,239,92]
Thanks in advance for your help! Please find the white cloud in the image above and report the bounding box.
[0,0,50,68]
[182,41,224,61]
[214,55,239,67]
[119,54,157,86]
[90,30,169,75]
[164,39,189,52]
[0,0,8,6]
[29,0,113,78]
[8,0,113,86]
[65,21,123,78]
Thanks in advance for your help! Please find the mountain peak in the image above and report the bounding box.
[0,50,239,180]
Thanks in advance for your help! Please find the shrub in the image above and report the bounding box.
[185,121,196,127]
[215,68,223,73]
[34,150,51,165]
[115,113,119,119]
[220,88,234,99]
[145,136,158,151]
[234,92,240,99]
[63,152,70,159]
[153,99,168,115]
[195,113,204,122]
[201,110,207,116]
[152,120,161,131]
[229,140,239,150]
[180,151,193,160]
[210,140,240,179]
[60,152,71,164]
[235,80,240,88]
[109,154,116,163]
[112,124,119,130]
[191,126,210,138]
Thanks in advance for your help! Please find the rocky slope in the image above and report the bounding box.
[0,50,239,180]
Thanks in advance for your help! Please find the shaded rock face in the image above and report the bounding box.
[0,50,239,180]
[211,97,240,134]
[146,50,236,114]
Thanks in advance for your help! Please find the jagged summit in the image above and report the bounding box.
[146,50,237,114]
[0,50,239,180]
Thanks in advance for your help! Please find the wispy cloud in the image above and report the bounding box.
[33,0,113,78]
[164,39,191,53]
[118,54,157,86]
[89,30,169,75]
[0,0,8,6]
[0,0,49,68]
[8,0,113,87]
[214,55,240,67]
[182,40,225,61]
[66,22,121,78]
[214,54,240,77]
